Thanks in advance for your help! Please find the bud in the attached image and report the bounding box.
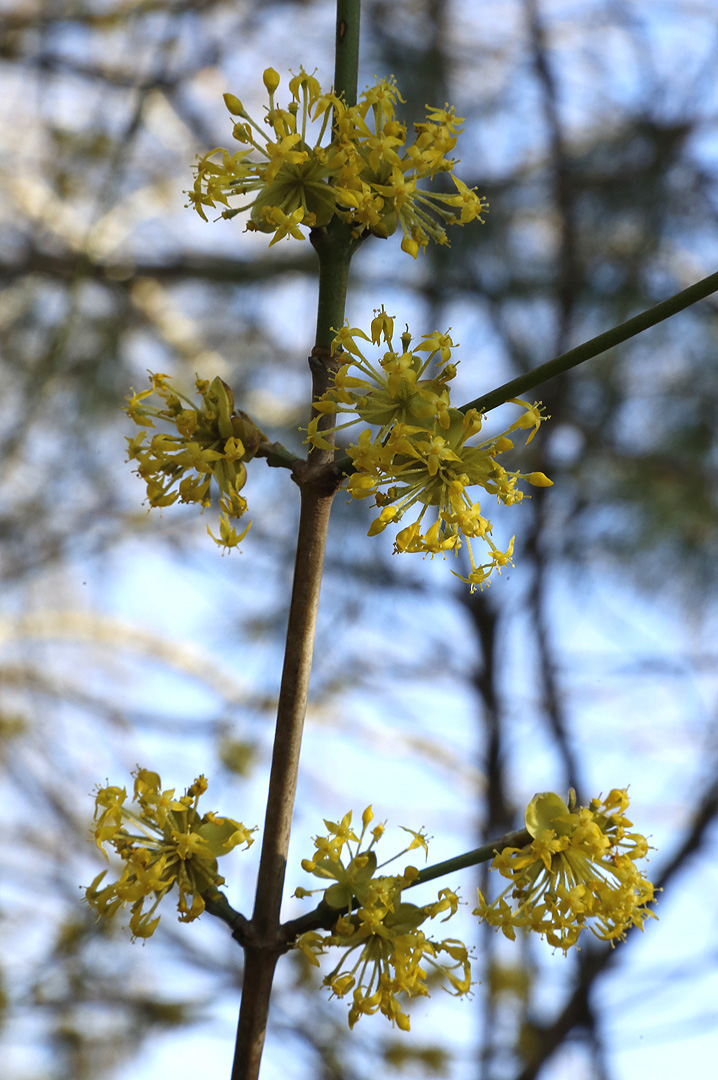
[384,120,405,140]
[223,93,245,116]
[525,471,553,487]
[346,473,377,500]
[263,67,280,94]
[232,410,267,459]
[368,505,398,535]
[204,376,235,440]
[371,208,398,239]
[401,235,419,258]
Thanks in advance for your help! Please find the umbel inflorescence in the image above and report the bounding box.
[125,373,266,551]
[294,807,472,1030]
[308,308,552,590]
[474,789,657,952]
[293,792,655,1030]
[187,67,488,256]
[85,769,256,938]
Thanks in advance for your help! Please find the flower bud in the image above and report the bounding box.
[223,93,245,115]
[371,208,398,239]
[368,505,398,535]
[263,67,280,94]
[401,235,419,258]
[525,471,553,487]
[233,410,267,459]
[207,376,235,440]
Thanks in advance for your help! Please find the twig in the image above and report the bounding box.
[278,826,532,944]
[461,270,718,414]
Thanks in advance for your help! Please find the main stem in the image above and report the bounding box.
[231,483,335,1080]
[230,6,360,1079]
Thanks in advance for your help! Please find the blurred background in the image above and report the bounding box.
[1,1,717,1078]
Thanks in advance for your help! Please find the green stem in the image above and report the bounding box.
[462,270,718,414]
[278,826,532,943]
[308,0,362,354]
[255,440,303,471]
[409,828,531,888]
[324,271,718,480]
[334,0,361,110]
[312,230,355,353]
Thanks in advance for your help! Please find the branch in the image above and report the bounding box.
[461,270,718,414]
[228,7,362,1078]
[204,891,250,939]
[278,826,531,944]
[255,441,303,472]
[229,474,336,1080]
[321,271,718,484]
[410,827,532,887]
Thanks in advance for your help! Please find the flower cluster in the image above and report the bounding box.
[187,68,488,257]
[308,310,552,590]
[294,807,471,1030]
[474,789,657,952]
[125,373,266,551]
[85,769,256,939]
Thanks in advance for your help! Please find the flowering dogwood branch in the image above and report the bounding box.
[277,825,533,945]
[87,0,670,1074]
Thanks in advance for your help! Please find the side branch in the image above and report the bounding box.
[278,826,532,944]
[409,827,531,888]
[204,891,249,938]
[462,270,718,414]
[255,440,303,471]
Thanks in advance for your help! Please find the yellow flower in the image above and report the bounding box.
[187,69,487,255]
[308,313,551,590]
[295,808,471,1028]
[264,205,307,245]
[125,373,265,552]
[308,314,457,449]
[85,769,256,938]
[474,789,657,952]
